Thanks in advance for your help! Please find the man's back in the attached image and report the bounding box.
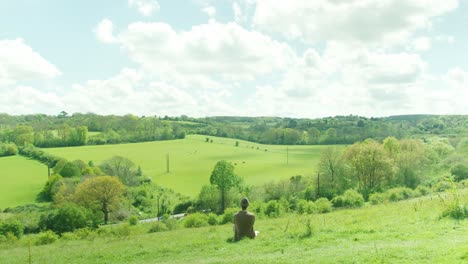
[234,210,255,241]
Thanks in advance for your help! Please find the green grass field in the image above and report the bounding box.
[1,191,466,263]
[45,135,339,197]
[0,156,48,209]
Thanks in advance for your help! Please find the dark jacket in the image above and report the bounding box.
[234,210,255,241]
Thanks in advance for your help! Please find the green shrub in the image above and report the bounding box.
[416,185,431,196]
[0,220,24,239]
[219,208,238,224]
[342,190,365,208]
[36,231,59,245]
[331,195,345,208]
[451,164,468,182]
[386,187,418,202]
[315,198,333,213]
[162,218,179,230]
[369,192,386,205]
[442,203,467,220]
[295,199,308,214]
[128,216,139,226]
[305,201,317,214]
[39,203,90,234]
[61,232,79,241]
[74,227,97,240]
[460,179,468,188]
[59,162,81,177]
[184,213,209,228]
[265,200,281,218]
[148,222,168,233]
[249,201,265,216]
[112,224,131,238]
[433,180,453,192]
[207,213,218,226]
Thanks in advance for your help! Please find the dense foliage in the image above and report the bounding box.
[1,113,467,147]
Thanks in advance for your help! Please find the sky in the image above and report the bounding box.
[0,0,467,118]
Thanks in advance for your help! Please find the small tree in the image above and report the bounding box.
[100,156,137,186]
[75,176,125,224]
[209,160,240,213]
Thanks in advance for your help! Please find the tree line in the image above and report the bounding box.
[1,113,467,147]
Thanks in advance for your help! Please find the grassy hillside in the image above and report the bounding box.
[0,156,47,209]
[1,191,466,263]
[45,135,339,197]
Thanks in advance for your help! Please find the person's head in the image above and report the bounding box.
[240,197,249,210]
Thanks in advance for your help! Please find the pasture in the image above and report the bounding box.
[1,191,466,263]
[44,135,340,197]
[0,156,47,209]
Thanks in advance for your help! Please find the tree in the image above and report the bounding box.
[383,136,401,159]
[101,156,138,186]
[59,162,81,177]
[345,140,392,199]
[74,176,125,224]
[39,203,91,234]
[209,160,240,213]
[318,147,349,197]
[451,164,468,181]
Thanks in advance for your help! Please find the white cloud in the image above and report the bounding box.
[232,0,255,25]
[253,0,459,46]
[116,21,296,82]
[0,39,60,87]
[201,6,216,19]
[446,67,468,89]
[59,68,235,117]
[412,36,431,51]
[94,19,117,43]
[0,86,63,114]
[128,0,160,16]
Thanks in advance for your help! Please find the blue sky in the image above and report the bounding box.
[0,0,467,117]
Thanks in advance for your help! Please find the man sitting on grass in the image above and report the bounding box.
[234,197,258,241]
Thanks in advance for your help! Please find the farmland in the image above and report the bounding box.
[44,135,340,197]
[0,156,47,209]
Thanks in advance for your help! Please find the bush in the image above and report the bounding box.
[0,142,18,157]
[331,195,345,208]
[61,232,79,241]
[74,227,97,240]
[442,203,468,220]
[128,216,139,226]
[416,185,431,196]
[60,162,81,177]
[112,224,131,238]
[207,213,218,226]
[148,222,168,233]
[386,187,418,202]
[451,164,468,182]
[315,198,333,213]
[184,213,209,228]
[162,218,179,230]
[295,199,308,214]
[265,200,281,218]
[460,179,468,188]
[39,204,90,234]
[219,208,238,225]
[0,220,24,239]
[433,180,453,192]
[36,231,59,245]
[305,201,317,214]
[369,192,386,205]
[343,190,365,208]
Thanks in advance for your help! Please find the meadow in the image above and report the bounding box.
[0,156,47,209]
[45,135,340,197]
[0,191,466,263]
